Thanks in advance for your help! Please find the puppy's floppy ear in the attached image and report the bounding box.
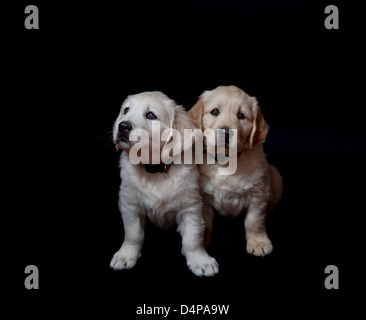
[249,97,269,149]
[162,105,199,162]
[188,99,204,130]
[189,90,211,129]
[173,105,198,153]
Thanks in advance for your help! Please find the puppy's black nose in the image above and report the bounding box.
[118,121,132,133]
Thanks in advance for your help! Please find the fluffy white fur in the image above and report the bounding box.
[189,85,283,256]
[110,92,218,276]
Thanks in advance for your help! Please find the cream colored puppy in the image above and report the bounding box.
[110,91,218,276]
[189,85,283,256]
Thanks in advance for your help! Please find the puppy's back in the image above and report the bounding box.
[268,165,283,212]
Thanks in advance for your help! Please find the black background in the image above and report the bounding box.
[7,0,365,318]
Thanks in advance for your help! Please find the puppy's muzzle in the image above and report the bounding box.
[118,121,132,143]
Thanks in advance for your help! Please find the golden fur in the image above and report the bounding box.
[189,85,283,256]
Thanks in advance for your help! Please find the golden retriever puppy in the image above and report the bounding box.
[189,85,283,256]
[110,91,218,276]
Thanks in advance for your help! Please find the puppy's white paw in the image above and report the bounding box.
[110,247,140,270]
[185,250,219,277]
[246,235,273,257]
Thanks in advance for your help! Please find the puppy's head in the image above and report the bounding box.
[189,85,268,155]
[113,91,196,163]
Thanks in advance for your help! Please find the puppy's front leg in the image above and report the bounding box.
[178,209,219,277]
[202,196,215,249]
[110,203,145,270]
[244,203,273,257]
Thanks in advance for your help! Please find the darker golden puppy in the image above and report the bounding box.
[189,85,282,256]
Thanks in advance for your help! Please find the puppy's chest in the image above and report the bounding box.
[202,175,254,217]
[122,173,189,228]
[131,178,180,209]
[130,185,180,228]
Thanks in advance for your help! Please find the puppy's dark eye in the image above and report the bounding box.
[237,112,246,120]
[211,108,220,116]
[124,108,129,115]
[146,112,157,120]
